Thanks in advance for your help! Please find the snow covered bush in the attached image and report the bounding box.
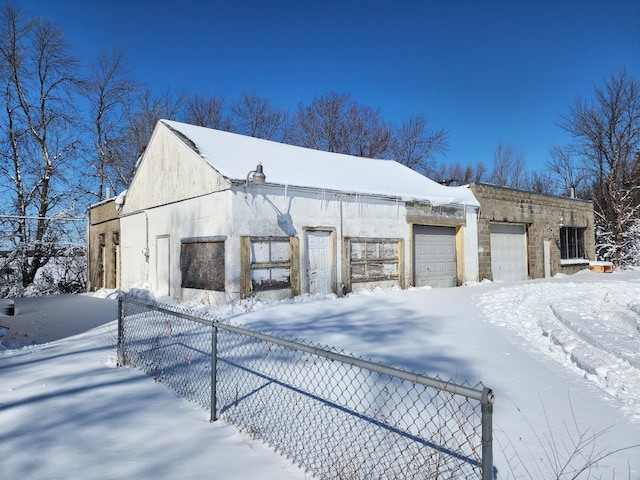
[620,217,640,267]
[38,246,87,295]
[0,245,86,297]
[595,214,640,267]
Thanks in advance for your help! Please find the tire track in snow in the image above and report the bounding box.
[477,280,640,422]
[550,300,640,369]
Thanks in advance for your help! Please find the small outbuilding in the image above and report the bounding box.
[87,196,121,291]
[469,182,595,281]
[112,120,481,302]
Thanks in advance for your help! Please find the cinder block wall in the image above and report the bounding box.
[469,183,595,280]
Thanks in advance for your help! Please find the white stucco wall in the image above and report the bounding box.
[231,185,412,296]
[121,183,480,300]
[463,206,480,283]
[120,212,150,291]
[120,191,234,301]
[231,184,482,294]
[121,185,480,303]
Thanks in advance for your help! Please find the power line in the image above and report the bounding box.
[0,215,86,221]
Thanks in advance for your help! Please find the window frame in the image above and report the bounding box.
[248,236,292,292]
[559,226,587,262]
[347,237,401,283]
[180,236,226,291]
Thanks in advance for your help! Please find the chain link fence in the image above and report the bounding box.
[118,295,495,480]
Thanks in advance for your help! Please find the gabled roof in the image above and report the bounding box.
[162,120,479,207]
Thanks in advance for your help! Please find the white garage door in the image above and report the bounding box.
[490,223,527,282]
[413,226,457,288]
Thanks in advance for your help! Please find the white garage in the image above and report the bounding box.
[490,223,528,281]
[413,225,457,288]
[111,120,481,301]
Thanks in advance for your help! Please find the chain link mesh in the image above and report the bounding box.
[119,296,489,479]
[119,298,213,411]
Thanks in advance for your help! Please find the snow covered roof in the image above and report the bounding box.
[161,120,479,207]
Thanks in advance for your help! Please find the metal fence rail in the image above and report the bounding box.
[118,295,495,480]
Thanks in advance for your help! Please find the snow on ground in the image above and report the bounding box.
[0,296,307,480]
[1,270,640,479]
[478,273,640,422]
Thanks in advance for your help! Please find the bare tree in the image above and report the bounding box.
[430,160,487,185]
[523,170,557,195]
[489,142,527,188]
[184,92,227,130]
[0,2,80,287]
[291,92,392,158]
[81,49,137,200]
[559,69,640,264]
[474,161,488,184]
[546,145,587,197]
[341,102,392,158]
[291,92,346,152]
[121,86,185,185]
[391,115,448,173]
[231,91,289,142]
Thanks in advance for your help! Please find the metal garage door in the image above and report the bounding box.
[490,223,527,282]
[413,225,457,288]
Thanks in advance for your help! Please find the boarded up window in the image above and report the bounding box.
[180,239,225,291]
[249,237,291,291]
[349,238,399,282]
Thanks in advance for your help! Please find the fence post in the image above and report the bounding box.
[481,388,494,480]
[117,297,126,367]
[210,323,218,422]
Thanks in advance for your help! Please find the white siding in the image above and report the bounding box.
[120,123,229,215]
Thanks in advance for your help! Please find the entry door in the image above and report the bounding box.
[156,235,170,296]
[307,231,331,295]
[413,226,457,288]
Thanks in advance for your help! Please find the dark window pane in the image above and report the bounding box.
[560,227,585,260]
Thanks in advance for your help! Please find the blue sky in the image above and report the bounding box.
[19,0,640,172]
